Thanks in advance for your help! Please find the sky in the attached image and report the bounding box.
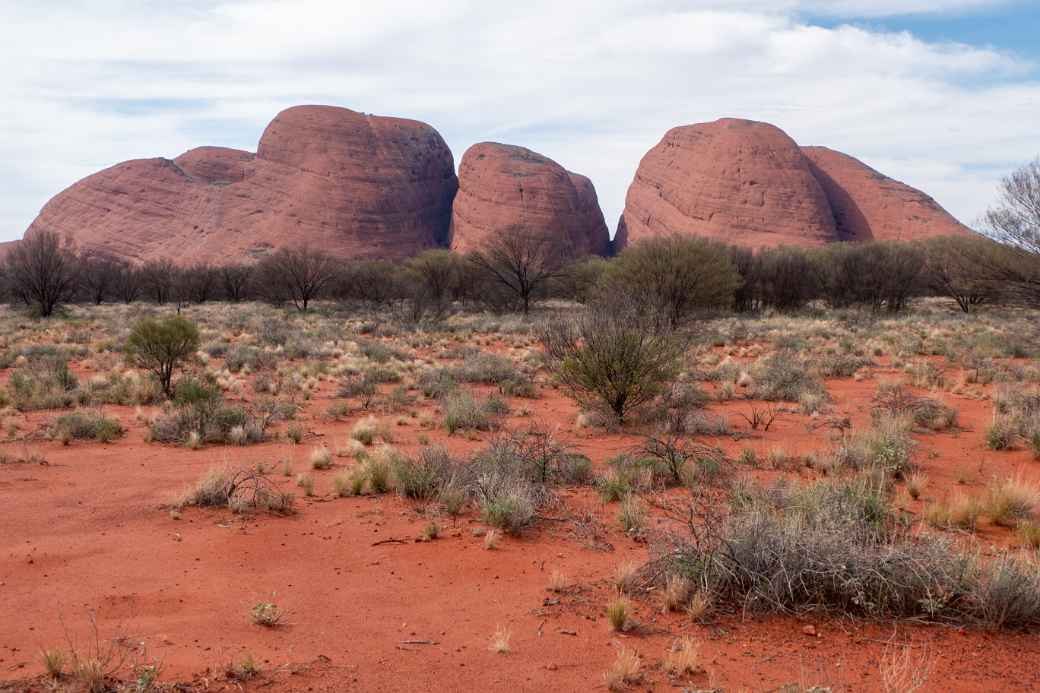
[1,0,1038,242]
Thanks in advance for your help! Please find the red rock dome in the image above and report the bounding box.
[23,105,458,264]
[449,143,610,257]
[616,118,838,251]
[802,146,972,242]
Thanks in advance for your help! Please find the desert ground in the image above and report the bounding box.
[3,299,1040,692]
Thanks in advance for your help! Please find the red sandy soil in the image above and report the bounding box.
[3,349,1040,692]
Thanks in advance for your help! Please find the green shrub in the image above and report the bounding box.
[393,446,456,500]
[442,391,498,434]
[540,305,684,423]
[52,410,125,443]
[125,316,200,397]
[750,351,826,402]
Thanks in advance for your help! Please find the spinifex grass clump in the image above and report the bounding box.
[662,474,1040,628]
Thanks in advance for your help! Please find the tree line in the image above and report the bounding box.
[3,157,1038,319]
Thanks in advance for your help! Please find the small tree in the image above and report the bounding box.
[113,261,144,304]
[922,235,998,312]
[985,157,1040,256]
[179,263,219,304]
[405,249,464,320]
[78,253,121,305]
[468,225,568,314]
[540,301,684,424]
[597,235,740,329]
[3,230,77,317]
[141,259,178,305]
[125,316,200,397]
[256,246,336,311]
[219,264,253,302]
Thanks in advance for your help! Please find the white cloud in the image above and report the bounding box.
[0,0,1036,239]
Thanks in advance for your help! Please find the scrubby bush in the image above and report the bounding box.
[7,356,82,411]
[749,351,826,402]
[442,391,501,434]
[662,475,1040,626]
[541,302,684,423]
[392,446,458,501]
[177,465,294,514]
[125,315,200,397]
[597,235,740,328]
[149,377,266,446]
[52,410,124,443]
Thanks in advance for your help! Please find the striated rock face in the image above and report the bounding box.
[616,118,970,251]
[449,143,610,256]
[616,118,838,251]
[802,146,972,242]
[23,105,458,264]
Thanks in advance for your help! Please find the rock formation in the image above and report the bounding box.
[616,118,838,251]
[23,105,458,264]
[449,143,610,256]
[802,146,972,242]
[616,117,969,251]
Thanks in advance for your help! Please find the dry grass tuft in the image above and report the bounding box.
[663,637,704,676]
[489,626,511,654]
[604,648,641,691]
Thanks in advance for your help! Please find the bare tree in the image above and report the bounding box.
[985,158,1040,255]
[3,230,77,317]
[256,246,336,311]
[141,259,178,305]
[113,261,143,304]
[179,263,219,304]
[922,236,996,313]
[78,253,121,305]
[219,264,253,302]
[405,249,464,320]
[980,158,1040,305]
[468,225,569,314]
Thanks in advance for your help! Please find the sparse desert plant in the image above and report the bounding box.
[442,391,500,434]
[613,561,640,594]
[606,594,632,632]
[750,351,826,402]
[52,410,124,443]
[351,415,379,445]
[662,575,691,612]
[987,415,1017,450]
[686,589,712,621]
[488,626,511,654]
[604,647,641,691]
[906,472,928,501]
[422,521,440,541]
[547,569,568,593]
[177,465,294,514]
[597,471,633,503]
[309,446,333,470]
[251,602,283,627]
[985,475,1039,527]
[125,315,200,397]
[540,301,685,424]
[286,423,304,444]
[618,494,647,535]
[333,469,365,497]
[925,494,982,531]
[483,528,501,550]
[41,648,65,678]
[296,473,315,496]
[392,445,456,500]
[663,637,703,677]
[879,644,933,693]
